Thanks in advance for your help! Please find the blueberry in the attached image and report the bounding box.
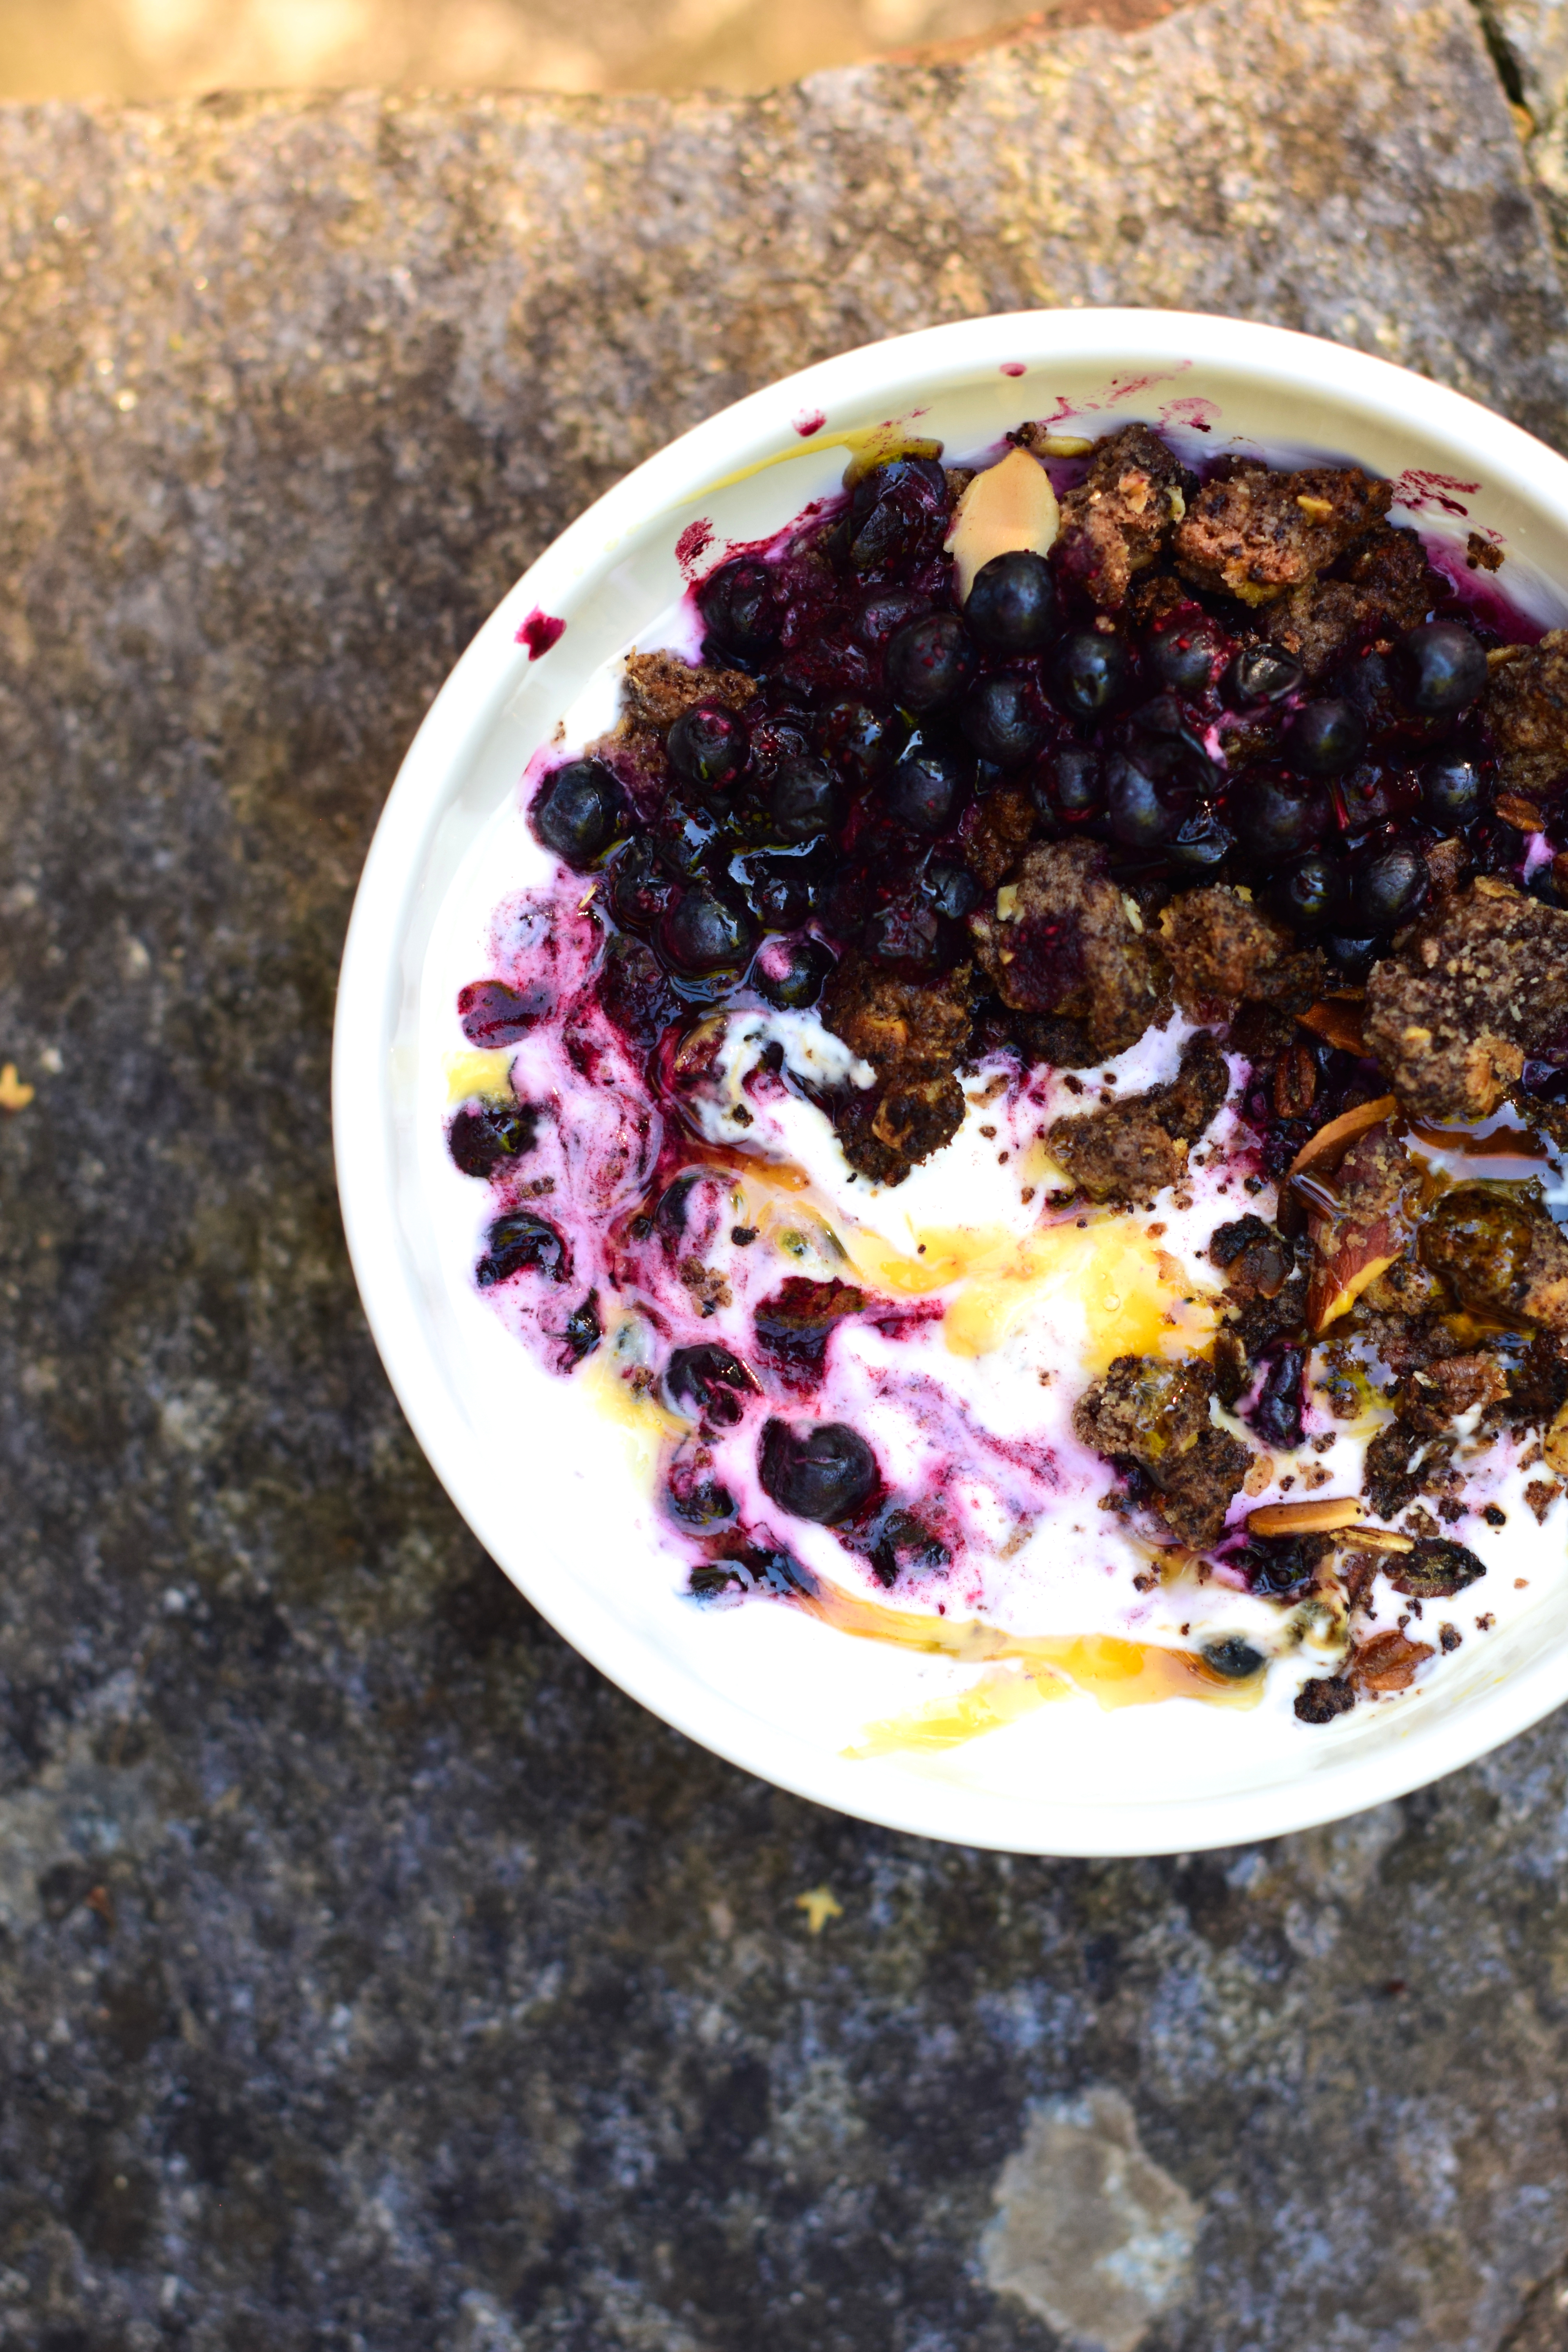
[1419,753,1486,829]
[864,898,941,967]
[924,860,982,919]
[659,885,758,975]
[1325,933,1382,982]
[1167,807,1236,874]
[1285,699,1366,775]
[448,1099,539,1178]
[1150,616,1223,694]
[857,590,933,647]
[964,550,1058,654]
[665,1466,738,1530]
[1203,1637,1267,1680]
[886,613,978,713]
[665,1342,760,1426]
[960,674,1049,768]
[1230,771,1330,859]
[530,757,625,868]
[884,743,966,834]
[770,756,845,844]
[1396,621,1488,716]
[476,1210,567,1288]
[559,1293,602,1367]
[1249,1345,1305,1448]
[457,978,547,1047]
[1269,848,1349,932]
[668,702,749,795]
[697,559,780,657]
[732,851,812,931]
[817,697,908,785]
[1054,632,1130,717]
[758,1417,878,1523]
[652,795,722,879]
[607,834,674,931]
[1048,743,1104,817]
[847,456,949,572]
[1105,753,1185,848]
[752,935,835,1009]
[1224,644,1303,707]
[1349,841,1430,931]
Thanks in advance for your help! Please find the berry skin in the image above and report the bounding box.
[1284,699,1367,775]
[758,1417,878,1523]
[964,550,1058,654]
[607,835,674,931]
[884,614,978,713]
[1166,807,1236,874]
[1047,743,1104,817]
[448,1099,539,1178]
[817,698,908,786]
[476,1210,568,1288]
[1149,616,1223,694]
[1419,753,1486,828]
[883,743,966,835]
[924,860,982,918]
[864,897,941,967]
[1396,621,1488,716]
[663,1343,760,1426]
[659,886,758,975]
[1105,753,1185,848]
[846,456,949,572]
[1325,932,1381,982]
[1203,1637,1266,1680]
[559,1293,602,1367]
[530,758,625,868]
[1224,644,1302,707]
[1054,632,1130,717]
[1230,771,1330,859]
[960,675,1048,768]
[698,559,780,657]
[770,757,844,843]
[668,702,749,795]
[752,935,836,1009]
[457,978,546,1047]
[1349,841,1430,931]
[651,795,722,879]
[665,1465,738,1530]
[1269,848,1349,932]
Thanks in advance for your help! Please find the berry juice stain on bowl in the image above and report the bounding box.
[424,392,1568,1765]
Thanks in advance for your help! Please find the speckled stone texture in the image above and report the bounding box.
[6,4,1568,2345]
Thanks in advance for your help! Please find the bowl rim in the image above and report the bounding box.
[334,305,1568,1855]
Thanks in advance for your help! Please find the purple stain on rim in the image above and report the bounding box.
[999,363,1026,378]
[794,408,827,436]
[517,608,566,660]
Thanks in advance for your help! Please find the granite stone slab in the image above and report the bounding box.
[5,2,1568,2344]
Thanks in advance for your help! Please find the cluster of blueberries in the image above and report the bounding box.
[529,454,1513,1007]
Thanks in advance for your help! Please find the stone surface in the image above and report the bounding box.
[6,4,1568,2347]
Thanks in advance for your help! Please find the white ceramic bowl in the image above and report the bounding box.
[334,307,1568,1855]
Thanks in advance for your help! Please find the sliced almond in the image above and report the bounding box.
[1286,1095,1399,1178]
[1494,792,1546,832]
[1247,1496,1365,1536]
[1299,999,1367,1055]
[1296,494,1336,521]
[1339,1527,1416,1555]
[946,446,1061,601]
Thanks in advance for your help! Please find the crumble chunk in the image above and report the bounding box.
[1173,463,1393,606]
[1160,885,1325,1017]
[1483,629,1568,802]
[1045,423,1191,610]
[819,955,975,1186]
[1047,1034,1230,1202]
[1363,876,1568,1122]
[1074,1354,1250,1545]
[967,839,1169,1058]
